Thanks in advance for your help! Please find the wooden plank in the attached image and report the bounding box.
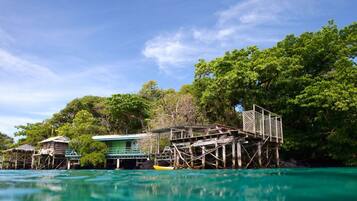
[232,140,236,168]
[215,143,219,169]
[237,142,242,168]
[258,142,262,167]
[222,145,226,168]
[202,146,205,169]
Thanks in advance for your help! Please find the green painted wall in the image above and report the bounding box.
[105,140,139,150]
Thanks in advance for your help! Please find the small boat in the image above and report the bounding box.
[153,165,175,170]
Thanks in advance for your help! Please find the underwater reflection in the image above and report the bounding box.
[0,168,356,201]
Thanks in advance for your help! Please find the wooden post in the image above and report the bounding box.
[269,113,272,141]
[232,140,236,168]
[116,159,120,169]
[173,148,177,167]
[215,143,219,169]
[52,156,55,169]
[261,109,265,139]
[275,117,278,143]
[202,146,205,169]
[23,155,26,169]
[189,146,194,167]
[222,145,226,168]
[31,154,35,169]
[67,160,71,170]
[237,141,242,168]
[258,142,262,167]
[275,145,280,167]
[15,152,18,170]
[157,133,161,154]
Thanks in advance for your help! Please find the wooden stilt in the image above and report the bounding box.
[173,148,177,167]
[202,146,205,169]
[215,143,219,169]
[237,141,242,168]
[232,140,236,168]
[116,159,120,169]
[52,156,55,169]
[222,145,226,168]
[15,152,18,170]
[31,154,34,169]
[67,160,71,170]
[258,142,262,167]
[275,145,280,167]
[189,146,194,167]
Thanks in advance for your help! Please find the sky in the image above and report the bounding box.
[0,0,356,138]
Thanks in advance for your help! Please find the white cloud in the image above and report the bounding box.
[0,116,42,138]
[143,0,316,74]
[0,48,139,138]
[0,48,58,80]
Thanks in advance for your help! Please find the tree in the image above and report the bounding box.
[193,21,357,165]
[0,132,13,150]
[15,121,55,145]
[50,96,110,132]
[57,110,106,139]
[69,134,107,167]
[138,80,163,101]
[107,94,150,133]
[59,110,108,167]
[149,92,206,129]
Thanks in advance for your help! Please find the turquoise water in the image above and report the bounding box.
[0,168,356,201]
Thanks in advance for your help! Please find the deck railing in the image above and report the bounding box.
[243,104,283,143]
[106,147,145,155]
[65,147,146,158]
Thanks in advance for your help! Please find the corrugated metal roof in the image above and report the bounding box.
[39,136,70,144]
[4,144,35,152]
[92,133,148,141]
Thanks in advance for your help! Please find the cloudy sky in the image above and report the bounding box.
[0,0,356,138]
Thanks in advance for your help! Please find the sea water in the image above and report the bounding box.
[0,168,356,201]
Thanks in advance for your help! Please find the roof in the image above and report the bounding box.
[39,136,70,144]
[92,133,148,141]
[3,144,35,152]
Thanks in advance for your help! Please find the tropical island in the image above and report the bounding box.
[1,21,356,170]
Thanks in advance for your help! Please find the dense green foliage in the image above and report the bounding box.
[63,111,108,167]
[193,21,357,165]
[10,21,356,167]
[107,94,150,133]
[0,132,13,150]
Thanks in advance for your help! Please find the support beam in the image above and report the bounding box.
[202,146,206,169]
[189,146,194,167]
[222,145,226,168]
[237,141,242,168]
[232,141,236,168]
[116,159,120,169]
[215,143,219,169]
[275,145,280,167]
[258,142,262,167]
[15,152,18,170]
[67,160,71,170]
[173,148,177,167]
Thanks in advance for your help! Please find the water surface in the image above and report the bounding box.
[0,168,356,201]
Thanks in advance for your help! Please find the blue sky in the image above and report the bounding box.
[0,0,356,138]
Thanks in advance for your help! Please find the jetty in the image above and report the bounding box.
[152,105,283,169]
[0,104,283,170]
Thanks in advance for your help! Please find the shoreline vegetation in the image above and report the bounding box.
[1,21,356,168]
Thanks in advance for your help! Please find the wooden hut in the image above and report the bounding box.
[65,134,149,169]
[32,136,69,169]
[1,144,35,169]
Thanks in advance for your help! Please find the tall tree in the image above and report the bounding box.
[193,21,357,165]
[0,132,13,150]
[107,94,150,133]
[59,110,108,167]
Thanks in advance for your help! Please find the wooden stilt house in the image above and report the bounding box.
[1,144,35,169]
[32,136,69,169]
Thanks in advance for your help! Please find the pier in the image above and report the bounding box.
[153,105,283,169]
